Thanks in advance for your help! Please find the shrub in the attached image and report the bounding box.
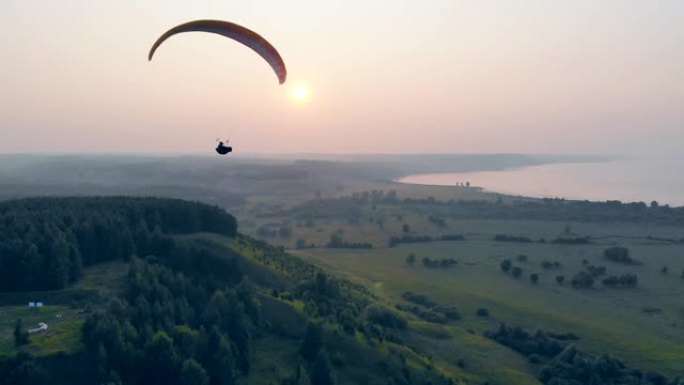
[603,247,639,265]
[364,304,407,329]
[439,307,462,321]
[485,324,564,358]
[475,308,490,317]
[570,271,594,289]
[494,234,532,243]
[440,234,465,241]
[541,260,561,269]
[512,267,523,278]
[402,291,436,308]
[551,237,590,244]
[585,265,607,277]
[546,332,579,341]
[602,274,638,288]
[389,235,434,247]
[500,259,512,273]
[530,273,540,284]
[555,275,565,285]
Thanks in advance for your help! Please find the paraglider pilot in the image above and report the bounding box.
[216,140,232,155]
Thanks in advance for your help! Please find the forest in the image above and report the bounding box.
[0,197,236,291]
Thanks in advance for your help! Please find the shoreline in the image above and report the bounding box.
[395,159,684,207]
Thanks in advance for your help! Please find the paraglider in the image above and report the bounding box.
[149,20,287,155]
[215,139,232,155]
[148,19,287,84]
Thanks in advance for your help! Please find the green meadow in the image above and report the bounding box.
[0,261,128,359]
[237,182,684,378]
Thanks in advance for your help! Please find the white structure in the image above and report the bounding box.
[28,323,48,334]
[36,302,43,308]
[28,302,36,307]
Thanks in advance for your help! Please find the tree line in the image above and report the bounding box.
[0,197,237,292]
[486,324,679,385]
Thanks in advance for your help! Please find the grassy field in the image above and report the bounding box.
[0,305,83,358]
[235,181,684,380]
[295,236,684,378]
[0,261,128,359]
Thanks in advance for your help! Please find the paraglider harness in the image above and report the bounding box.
[215,139,233,155]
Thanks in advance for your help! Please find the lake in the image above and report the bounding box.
[398,156,684,206]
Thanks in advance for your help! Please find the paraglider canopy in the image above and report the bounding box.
[148,19,287,84]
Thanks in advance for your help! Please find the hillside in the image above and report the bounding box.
[0,197,681,385]
[0,197,465,385]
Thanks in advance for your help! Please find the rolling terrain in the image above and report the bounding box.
[1,157,682,385]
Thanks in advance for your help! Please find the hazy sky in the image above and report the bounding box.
[1,1,682,155]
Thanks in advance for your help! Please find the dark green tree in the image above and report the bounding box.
[310,350,335,385]
[144,331,179,385]
[530,273,539,284]
[406,253,416,266]
[571,271,594,289]
[3,351,47,385]
[328,233,343,248]
[47,236,71,289]
[300,321,324,362]
[180,359,209,385]
[512,266,523,278]
[14,319,29,347]
[204,327,236,385]
[500,259,512,273]
[95,342,108,383]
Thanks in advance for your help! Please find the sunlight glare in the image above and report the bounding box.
[292,85,310,103]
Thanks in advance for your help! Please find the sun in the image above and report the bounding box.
[291,85,310,103]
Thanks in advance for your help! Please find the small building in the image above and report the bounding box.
[36,302,44,308]
[28,302,36,308]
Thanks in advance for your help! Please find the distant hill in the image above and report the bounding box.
[0,154,604,206]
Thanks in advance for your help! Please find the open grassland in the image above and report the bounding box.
[296,236,684,377]
[241,182,684,379]
[240,179,684,250]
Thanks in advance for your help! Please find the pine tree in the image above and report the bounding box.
[180,359,209,385]
[310,350,334,385]
[48,236,71,289]
[300,321,324,361]
[14,319,29,347]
